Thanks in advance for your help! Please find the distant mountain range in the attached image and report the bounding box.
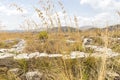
[47,26,81,32]
[0,30,24,33]
[0,24,120,33]
[79,26,97,31]
[50,24,120,32]
[79,24,120,31]
[103,24,120,31]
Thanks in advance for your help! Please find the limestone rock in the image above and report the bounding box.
[14,53,29,60]
[25,71,43,80]
[0,53,15,59]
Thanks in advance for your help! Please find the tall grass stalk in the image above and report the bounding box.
[98,23,109,80]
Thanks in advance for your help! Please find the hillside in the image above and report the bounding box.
[104,24,120,31]
[48,26,81,32]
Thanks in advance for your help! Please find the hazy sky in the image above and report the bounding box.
[0,0,120,30]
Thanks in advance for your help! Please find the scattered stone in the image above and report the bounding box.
[28,52,40,58]
[66,40,76,43]
[36,53,48,58]
[70,51,88,59]
[49,54,63,57]
[12,39,26,53]
[0,53,15,59]
[14,53,29,60]
[4,40,14,44]
[0,38,119,60]
[25,71,43,80]
[83,38,92,45]
[0,49,8,53]
[0,38,120,80]
[0,39,26,53]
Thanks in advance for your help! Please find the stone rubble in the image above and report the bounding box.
[28,52,40,58]
[69,51,88,59]
[0,39,26,53]
[0,51,119,60]
[0,53,15,59]
[0,49,8,53]
[0,38,119,60]
[12,39,26,53]
[25,71,43,80]
[14,53,29,60]
[0,38,120,80]
[66,40,76,43]
[49,54,63,57]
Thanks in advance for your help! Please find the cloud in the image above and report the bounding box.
[79,0,120,27]
[80,12,120,27]
[52,11,119,27]
[0,3,28,16]
[0,0,119,30]
[80,0,120,11]
[31,11,119,28]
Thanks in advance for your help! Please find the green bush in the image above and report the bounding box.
[17,59,28,73]
[38,31,48,41]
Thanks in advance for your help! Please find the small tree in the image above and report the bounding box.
[38,31,48,42]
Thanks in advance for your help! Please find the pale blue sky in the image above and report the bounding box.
[0,0,120,30]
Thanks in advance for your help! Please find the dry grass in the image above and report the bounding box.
[0,29,120,80]
[0,1,120,80]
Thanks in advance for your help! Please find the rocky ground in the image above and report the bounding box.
[0,37,120,80]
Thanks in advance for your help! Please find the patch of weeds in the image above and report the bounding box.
[38,31,48,42]
[91,37,104,46]
[0,40,19,49]
[111,43,120,53]
[64,59,81,80]
[17,59,28,73]
[107,56,120,79]
[71,43,95,54]
[82,57,100,80]
[71,43,84,52]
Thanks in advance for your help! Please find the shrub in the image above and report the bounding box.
[91,37,104,46]
[38,31,48,41]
